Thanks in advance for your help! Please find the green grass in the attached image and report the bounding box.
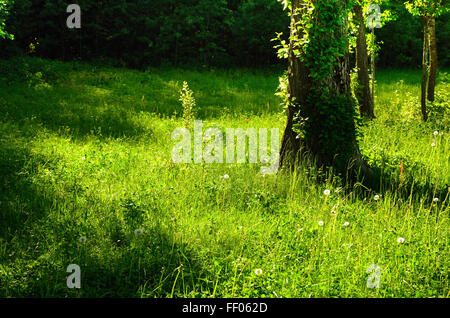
[0,57,448,298]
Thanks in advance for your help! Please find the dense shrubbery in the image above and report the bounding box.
[0,0,448,68]
[0,0,289,67]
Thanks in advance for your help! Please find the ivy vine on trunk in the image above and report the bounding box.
[278,0,373,183]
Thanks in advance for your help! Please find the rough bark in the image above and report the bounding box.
[421,15,430,122]
[353,4,375,119]
[279,0,373,183]
[279,0,308,168]
[427,16,438,103]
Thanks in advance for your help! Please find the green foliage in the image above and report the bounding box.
[428,72,450,122]
[376,1,422,66]
[1,0,446,68]
[374,0,450,67]
[231,0,289,66]
[0,0,13,40]
[0,0,288,67]
[274,72,290,109]
[156,0,234,66]
[179,81,196,128]
[296,0,351,82]
[278,0,359,167]
[404,0,450,17]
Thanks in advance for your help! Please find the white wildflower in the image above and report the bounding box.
[331,204,338,214]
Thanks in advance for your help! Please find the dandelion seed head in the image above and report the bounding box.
[397,237,405,244]
[374,195,380,201]
[254,268,263,276]
[134,229,144,236]
[318,221,324,226]
[433,131,439,136]
[433,197,439,203]
[323,189,331,196]
[343,222,350,227]
[79,236,87,243]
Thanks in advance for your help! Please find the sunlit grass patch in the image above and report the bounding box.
[0,58,448,298]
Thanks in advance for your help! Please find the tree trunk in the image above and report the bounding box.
[279,0,373,182]
[427,16,438,103]
[421,15,430,122]
[370,27,376,111]
[353,4,375,119]
[279,0,308,167]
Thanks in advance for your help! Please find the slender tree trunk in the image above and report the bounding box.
[421,15,430,122]
[427,16,438,103]
[279,0,308,167]
[279,0,373,182]
[371,28,376,109]
[353,4,375,119]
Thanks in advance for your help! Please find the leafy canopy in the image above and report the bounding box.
[0,0,14,40]
[404,0,449,17]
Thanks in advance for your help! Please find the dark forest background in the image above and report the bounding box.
[1,0,449,69]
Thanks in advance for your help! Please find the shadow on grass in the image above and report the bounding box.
[353,158,449,205]
[7,223,213,297]
[0,126,213,297]
[0,139,51,242]
[66,228,209,298]
[286,150,448,204]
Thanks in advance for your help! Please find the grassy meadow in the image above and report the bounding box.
[0,57,448,298]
